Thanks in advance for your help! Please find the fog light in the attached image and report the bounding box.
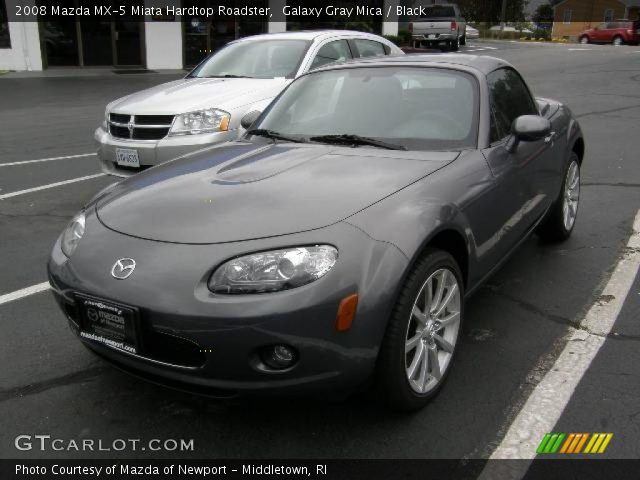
[261,344,297,370]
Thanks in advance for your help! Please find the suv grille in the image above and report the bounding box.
[108,113,174,140]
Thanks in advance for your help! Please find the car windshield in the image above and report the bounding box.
[189,39,311,79]
[254,67,479,151]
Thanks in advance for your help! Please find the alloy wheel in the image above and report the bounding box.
[405,268,461,394]
[562,160,580,231]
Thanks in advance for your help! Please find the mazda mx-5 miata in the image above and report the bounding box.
[49,55,584,410]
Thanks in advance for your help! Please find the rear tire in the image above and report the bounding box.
[613,36,624,46]
[376,249,464,411]
[537,152,581,242]
[450,36,460,51]
[460,34,467,46]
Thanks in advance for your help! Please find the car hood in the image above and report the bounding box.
[96,142,459,244]
[109,77,289,115]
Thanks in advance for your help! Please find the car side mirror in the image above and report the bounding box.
[240,110,261,130]
[507,115,552,152]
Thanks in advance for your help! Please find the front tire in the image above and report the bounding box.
[537,152,581,242]
[376,249,464,411]
[579,36,590,44]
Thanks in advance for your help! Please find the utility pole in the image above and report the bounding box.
[500,0,508,30]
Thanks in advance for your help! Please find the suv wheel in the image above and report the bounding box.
[579,36,589,44]
[613,36,624,46]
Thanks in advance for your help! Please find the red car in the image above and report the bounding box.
[579,20,640,46]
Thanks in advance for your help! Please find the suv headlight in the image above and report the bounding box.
[169,108,230,136]
[208,246,338,294]
[61,212,86,258]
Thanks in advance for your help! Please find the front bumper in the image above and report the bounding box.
[94,126,236,177]
[48,213,408,397]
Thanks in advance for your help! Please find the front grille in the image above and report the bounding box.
[133,127,171,140]
[110,113,130,123]
[108,113,174,141]
[134,115,174,125]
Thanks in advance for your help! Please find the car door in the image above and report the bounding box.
[480,68,552,257]
[592,22,607,42]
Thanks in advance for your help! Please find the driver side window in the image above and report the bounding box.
[487,68,539,143]
[309,40,352,70]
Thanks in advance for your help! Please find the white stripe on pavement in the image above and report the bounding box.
[0,173,105,200]
[480,210,640,478]
[0,153,94,167]
[0,282,50,306]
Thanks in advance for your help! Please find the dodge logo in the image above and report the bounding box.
[111,258,136,280]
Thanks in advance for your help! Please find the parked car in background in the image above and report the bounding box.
[95,31,402,177]
[579,20,640,45]
[51,55,584,410]
[466,25,480,39]
[489,25,534,35]
[409,3,466,51]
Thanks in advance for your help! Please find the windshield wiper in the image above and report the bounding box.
[309,134,407,151]
[247,129,306,144]
[200,74,254,79]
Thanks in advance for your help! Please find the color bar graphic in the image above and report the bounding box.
[536,433,613,454]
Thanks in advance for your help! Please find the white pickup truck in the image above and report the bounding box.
[409,3,467,51]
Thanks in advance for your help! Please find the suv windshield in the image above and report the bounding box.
[254,67,479,151]
[189,39,311,79]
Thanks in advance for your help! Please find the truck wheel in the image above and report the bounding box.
[450,37,460,51]
[460,34,467,46]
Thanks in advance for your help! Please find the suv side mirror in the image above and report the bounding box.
[507,115,552,152]
[240,110,261,130]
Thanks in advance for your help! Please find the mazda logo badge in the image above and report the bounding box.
[111,258,136,280]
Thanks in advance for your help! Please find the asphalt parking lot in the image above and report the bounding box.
[1,40,639,461]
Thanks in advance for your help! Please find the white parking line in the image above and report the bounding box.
[0,173,105,200]
[0,282,50,306]
[479,210,640,477]
[0,153,94,167]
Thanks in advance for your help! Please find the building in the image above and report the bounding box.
[552,0,640,39]
[0,0,404,71]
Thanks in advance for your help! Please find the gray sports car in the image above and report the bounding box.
[48,55,584,410]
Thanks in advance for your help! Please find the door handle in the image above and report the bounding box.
[544,131,556,144]
[114,31,119,41]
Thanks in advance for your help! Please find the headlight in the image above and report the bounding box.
[60,212,86,258]
[169,108,230,136]
[209,246,338,294]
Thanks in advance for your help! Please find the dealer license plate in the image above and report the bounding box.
[77,294,139,354]
[115,148,140,168]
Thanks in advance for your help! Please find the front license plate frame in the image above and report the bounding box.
[115,148,140,168]
[76,293,141,355]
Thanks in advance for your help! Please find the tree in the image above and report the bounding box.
[533,3,554,30]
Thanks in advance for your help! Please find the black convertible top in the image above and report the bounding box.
[319,54,510,75]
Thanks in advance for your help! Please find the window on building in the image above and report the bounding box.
[0,0,10,48]
[604,9,614,22]
[563,10,572,25]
